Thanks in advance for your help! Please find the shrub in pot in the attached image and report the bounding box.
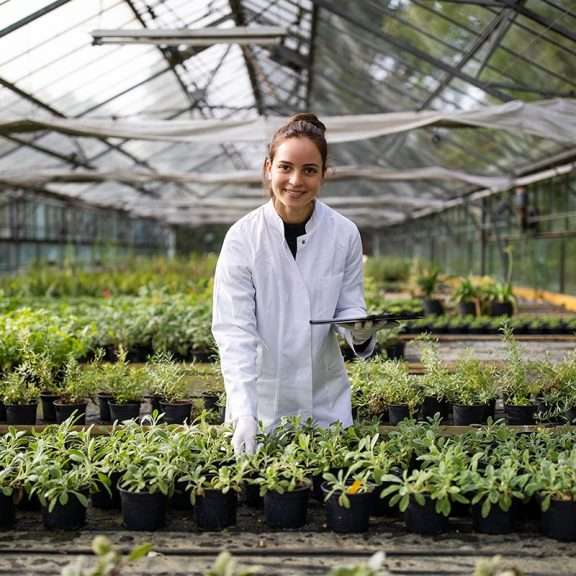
[106,350,144,422]
[449,353,498,425]
[376,324,405,360]
[322,465,373,533]
[2,368,40,425]
[525,452,576,542]
[464,457,528,534]
[371,359,421,425]
[381,460,468,535]
[183,460,247,531]
[24,351,62,423]
[256,457,312,529]
[0,429,29,528]
[485,281,515,317]
[53,356,92,425]
[118,450,177,531]
[415,266,444,316]
[417,337,451,422]
[145,353,192,424]
[452,277,479,317]
[498,326,539,425]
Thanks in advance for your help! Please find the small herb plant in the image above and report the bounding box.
[450,352,498,406]
[144,352,189,403]
[322,464,373,509]
[2,367,41,405]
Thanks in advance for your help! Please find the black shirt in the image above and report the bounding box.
[283,220,308,259]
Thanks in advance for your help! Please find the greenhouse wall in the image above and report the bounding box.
[371,173,576,295]
[0,191,173,273]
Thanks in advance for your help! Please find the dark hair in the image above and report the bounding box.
[263,113,328,195]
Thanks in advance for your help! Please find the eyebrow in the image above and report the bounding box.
[277,160,320,167]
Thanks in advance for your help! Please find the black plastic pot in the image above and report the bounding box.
[91,472,121,510]
[159,401,192,425]
[472,503,515,534]
[457,302,477,317]
[42,493,87,530]
[489,301,514,317]
[323,485,371,533]
[565,407,576,424]
[404,497,449,535]
[264,486,309,529]
[453,404,487,426]
[0,401,6,422]
[370,483,399,517]
[504,404,536,426]
[244,482,263,508]
[97,392,113,422]
[145,394,163,415]
[6,403,37,425]
[16,491,41,511]
[40,393,59,423]
[203,394,220,412]
[383,341,405,360]
[541,498,576,541]
[119,488,167,531]
[0,493,16,528]
[170,487,193,511]
[423,298,444,316]
[194,489,237,531]
[388,404,411,426]
[420,397,451,422]
[54,401,87,425]
[109,402,140,422]
[126,344,153,363]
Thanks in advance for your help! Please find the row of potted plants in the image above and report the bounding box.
[350,330,576,426]
[0,348,224,426]
[2,417,575,541]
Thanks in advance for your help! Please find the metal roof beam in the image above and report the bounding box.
[308,0,512,102]
[0,0,72,39]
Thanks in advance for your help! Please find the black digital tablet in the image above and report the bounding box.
[309,312,423,326]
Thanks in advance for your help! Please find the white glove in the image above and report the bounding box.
[232,416,258,455]
[351,320,389,344]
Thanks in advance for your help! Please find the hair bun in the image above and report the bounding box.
[286,113,326,134]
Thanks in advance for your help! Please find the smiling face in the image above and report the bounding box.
[266,136,324,223]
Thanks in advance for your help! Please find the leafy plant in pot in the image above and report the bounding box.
[485,281,515,317]
[23,350,62,423]
[525,451,576,542]
[182,459,248,531]
[2,367,40,425]
[0,429,28,528]
[145,352,192,424]
[322,463,374,533]
[375,324,405,360]
[106,349,144,422]
[117,449,177,531]
[256,456,312,529]
[449,352,498,425]
[415,266,444,316]
[498,326,539,425]
[417,337,452,422]
[372,359,422,425]
[53,355,92,424]
[452,276,479,317]
[463,456,529,534]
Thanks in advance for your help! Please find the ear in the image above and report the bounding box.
[264,159,272,180]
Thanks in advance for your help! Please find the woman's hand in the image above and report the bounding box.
[232,416,258,455]
[351,319,389,344]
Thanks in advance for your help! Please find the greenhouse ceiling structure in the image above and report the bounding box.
[1,0,576,229]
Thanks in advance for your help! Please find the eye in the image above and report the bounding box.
[305,167,318,175]
[277,164,291,172]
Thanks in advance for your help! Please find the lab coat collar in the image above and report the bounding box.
[264,198,324,236]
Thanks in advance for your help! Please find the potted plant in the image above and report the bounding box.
[375,324,405,360]
[464,457,529,534]
[452,277,478,317]
[0,429,28,528]
[106,351,144,422]
[2,367,40,425]
[118,450,177,531]
[485,281,515,317]
[322,464,373,533]
[53,356,92,425]
[183,460,247,531]
[414,264,444,316]
[417,338,451,422]
[25,351,62,423]
[498,326,539,425]
[145,353,192,424]
[526,452,576,542]
[449,353,498,425]
[381,461,468,535]
[372,360,422,425]
[256,456,312,529]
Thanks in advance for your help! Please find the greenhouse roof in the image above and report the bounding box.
[0,0,575,228]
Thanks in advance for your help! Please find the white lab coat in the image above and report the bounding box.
[212,199,374,431]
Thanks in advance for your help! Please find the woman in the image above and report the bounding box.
[212,113,382,454]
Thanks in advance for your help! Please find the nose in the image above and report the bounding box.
[289,170,303,186]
